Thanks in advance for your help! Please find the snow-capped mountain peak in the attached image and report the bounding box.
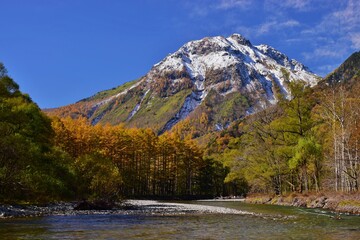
[147,34,319,131]
[55,33,320,134]
[228,33,252,46]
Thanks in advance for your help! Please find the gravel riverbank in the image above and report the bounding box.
[0,200,254,219]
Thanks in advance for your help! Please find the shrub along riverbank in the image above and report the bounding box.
[245,192,360,215]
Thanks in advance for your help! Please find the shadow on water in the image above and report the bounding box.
[1,201,360,239]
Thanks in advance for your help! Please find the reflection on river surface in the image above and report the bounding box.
[1,201,360,239]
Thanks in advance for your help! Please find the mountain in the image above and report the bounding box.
[321,51,360,87]
[47,34,320,134]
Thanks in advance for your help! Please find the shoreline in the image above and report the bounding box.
[2,193,360,219]
[0,200,252,219]
[245,192,360,215]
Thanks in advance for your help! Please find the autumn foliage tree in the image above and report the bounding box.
[50,115,220,199]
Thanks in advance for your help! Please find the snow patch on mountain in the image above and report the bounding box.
[87,79,147,124]
[127,89,150,121]
[159,89,206,134]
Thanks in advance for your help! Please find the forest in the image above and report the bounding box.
[0,63,232,202]
[1,61,360,204]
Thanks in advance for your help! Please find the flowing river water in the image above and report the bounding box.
[1,200,360,239]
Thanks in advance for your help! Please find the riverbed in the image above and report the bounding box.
[1,200,360,239]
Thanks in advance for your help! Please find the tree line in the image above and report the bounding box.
[51,116,228,200]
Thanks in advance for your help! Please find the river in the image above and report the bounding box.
[1,201,360,239]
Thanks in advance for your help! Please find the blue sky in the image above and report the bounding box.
[0,0,359,108]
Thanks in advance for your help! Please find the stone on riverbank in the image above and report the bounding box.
[74,200,115,210]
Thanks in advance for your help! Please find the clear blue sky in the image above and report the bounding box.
[1,0,359,108]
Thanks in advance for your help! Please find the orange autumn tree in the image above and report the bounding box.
[50,116,220,199]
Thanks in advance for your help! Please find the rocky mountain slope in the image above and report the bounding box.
[321,51,360,87]
[47,34,320,134]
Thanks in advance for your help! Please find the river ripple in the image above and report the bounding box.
[1,200,360,239]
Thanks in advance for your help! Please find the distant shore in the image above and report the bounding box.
[245,192,360,215]
[197,198,246,202]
